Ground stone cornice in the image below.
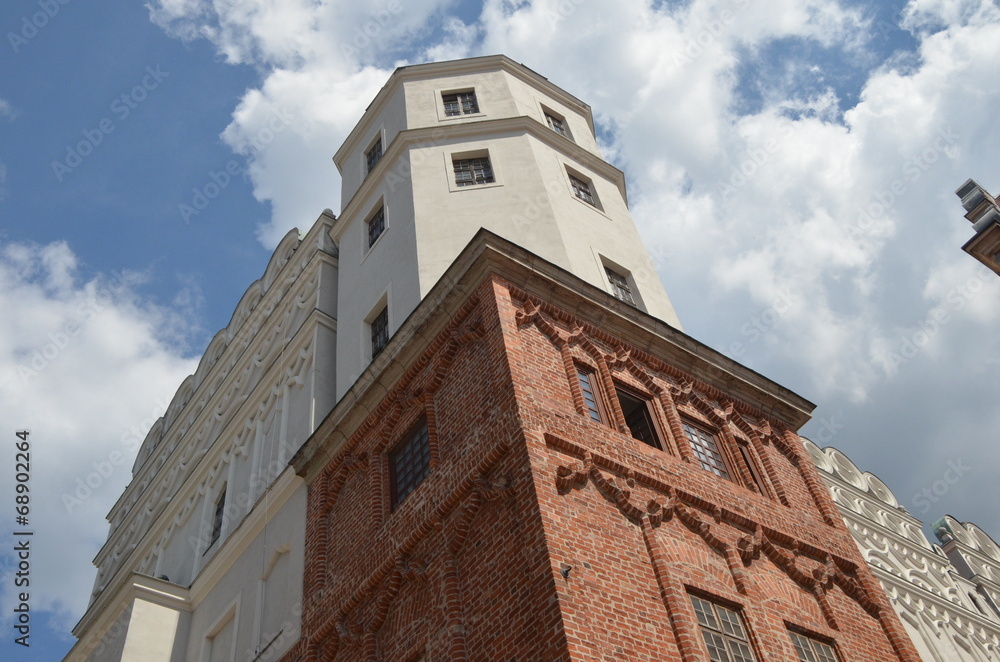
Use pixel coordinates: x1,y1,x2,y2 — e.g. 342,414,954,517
333,54,594,170
330,115,627,242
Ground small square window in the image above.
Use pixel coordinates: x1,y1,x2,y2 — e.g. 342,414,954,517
442,90,479,116
453,156,494,187
210,487,226,547
371,306,389,359
545,112,567,136
390,420,431,508
683,421,732,481
616,387,662,450
605,267,636,305
368,206,385,248
577,366,604,423
789,631,839,662
690,595,758,662
366,137,383,174
569,174,596,206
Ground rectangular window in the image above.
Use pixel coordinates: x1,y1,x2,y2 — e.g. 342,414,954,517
577,366,603,422
616,387,661,449
453,156,494,187
210,488,226,547
690,595,758,662
368,206,385,248
545,112,567,136
569,174,596,205
390,420,431,508
683,421,732,480
442,90,479,116
371,306,389,358
605,267,636,305
366,137,383,173
738,444,767,494
790,632,838,662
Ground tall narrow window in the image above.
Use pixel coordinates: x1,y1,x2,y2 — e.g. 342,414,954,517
683,421,731,480
371,306,389,358
442,90,479,116
390,420,431,508
690,595,758,662
545,112,567,136
453,156,494,187
570,174,596,205
616,387,661,449
789,631,839,662
605,267,636,305
366,137,383,173
210,487,226,547
368,206,385,248
577,366,603,422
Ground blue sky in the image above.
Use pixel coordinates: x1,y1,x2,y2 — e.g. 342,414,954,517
2,1,999,660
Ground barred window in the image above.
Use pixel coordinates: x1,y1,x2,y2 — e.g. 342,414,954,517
453,157,494,187
683,421,732,480
790,632,838,662
371,306,389,358
605,267,635,305
570,174,596,205
690,595,758,662
442,90,479,116
368,206,385,248
390,420,431,508
366,137,383,173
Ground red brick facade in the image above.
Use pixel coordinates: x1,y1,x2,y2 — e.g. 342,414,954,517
289,263,922,662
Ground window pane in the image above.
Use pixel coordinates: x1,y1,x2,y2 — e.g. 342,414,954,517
453,157,494,186
616,388,660,449
605,267,635,304
546,113,566,136
690,595,758,662
371,307,389,358
578,369,602,422
683,422,731,480
366,137,382,173
391,421,431,507
368,206,385,248
570,174,596,205
443,91,478,116
691,596,719,629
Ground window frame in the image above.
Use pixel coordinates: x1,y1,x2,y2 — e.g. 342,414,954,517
370,305,389,360
440,89,481,118
542,106,570,139
389,418,431,509
689,593,759,662
365,135,383,175
366,204,386,249
788,630,839,662
604,266,636,305
452,155,495,188
614,383,664,451
576,363,606,424
209,486,226,549
682,418,734,482
569,173,597,206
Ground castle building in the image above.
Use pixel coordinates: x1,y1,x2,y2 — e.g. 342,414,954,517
955,179,1000,277
808,441,1000,661
65,55,923,662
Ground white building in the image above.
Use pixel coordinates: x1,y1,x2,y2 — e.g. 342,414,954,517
807,441,1000,661
64,55,682,662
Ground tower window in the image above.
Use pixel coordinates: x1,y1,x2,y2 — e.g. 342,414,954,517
690,594,758,662
577,366,604,422
605,267,636,305
366,137,383,174
371,305,389,358
545,112,567,136
390,420,431,508
683,420,732,480
367,205,385,248
789,631,839,662
569,174,596,205
209,487,226,548
616,387,661,449
453,157,495,187
442,90,479,116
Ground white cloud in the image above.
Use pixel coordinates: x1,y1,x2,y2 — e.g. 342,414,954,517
0,241,198,632
0,98,14,121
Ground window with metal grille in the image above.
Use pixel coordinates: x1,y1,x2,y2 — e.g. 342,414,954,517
616,387,661,449
371,306,389,358
577,366,603,422
690,595,758,662
683,421,731,480
366,137,383,173
368,206,385,248
545,112,567,136
442,90,479,116
453,157,494,187
569,174,596,205
605,267,635,304
390,420,431,508
789,632,838,662
210,487,226,547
